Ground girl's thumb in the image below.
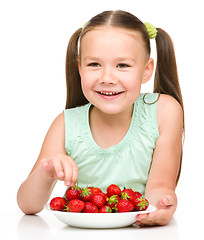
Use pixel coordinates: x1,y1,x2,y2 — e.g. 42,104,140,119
160,196,173,207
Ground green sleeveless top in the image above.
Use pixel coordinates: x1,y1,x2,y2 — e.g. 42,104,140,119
64,93,159,195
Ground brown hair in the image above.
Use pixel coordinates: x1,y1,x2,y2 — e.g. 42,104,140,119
65,10,184,183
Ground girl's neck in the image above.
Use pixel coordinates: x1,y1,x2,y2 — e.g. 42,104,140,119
90,105,134,127
89,105,134,149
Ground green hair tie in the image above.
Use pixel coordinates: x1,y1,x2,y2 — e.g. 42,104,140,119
144,22,157,39
82,22,88,29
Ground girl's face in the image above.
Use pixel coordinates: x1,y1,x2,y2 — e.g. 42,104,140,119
79,26,154,115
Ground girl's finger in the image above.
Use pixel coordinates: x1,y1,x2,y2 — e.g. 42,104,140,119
136,213,148,221
61,157,74,186
40,158,55,176
136,213,155,226
41,158,50,169
160,195,174,208
70,160,78,184
51,157,65,180
140,209,170,226
62,156,78,186
150,209,170,225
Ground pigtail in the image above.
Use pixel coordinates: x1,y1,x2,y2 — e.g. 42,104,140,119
65,28,89,109
154,28,183,109
154,28,185,184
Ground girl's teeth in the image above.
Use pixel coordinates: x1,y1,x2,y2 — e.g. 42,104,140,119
100,91,119,96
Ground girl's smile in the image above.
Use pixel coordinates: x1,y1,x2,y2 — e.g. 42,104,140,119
78,26,154,115
96,90,125,100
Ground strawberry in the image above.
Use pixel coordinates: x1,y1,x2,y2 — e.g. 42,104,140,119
91,187,102,195
81,187,92,202
97,192,107,199
121,188,135,201
107,195,120,209
83,202,98,213
65,186,82,201
50,197,67,211
132,196,149,211
107,184,121,197
90,193,106,208
134,191,142,199
99,205,112,213
115,199,134,213
66,199,85,212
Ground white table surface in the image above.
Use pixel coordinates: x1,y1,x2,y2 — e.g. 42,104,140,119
0,173,201,240
0,201,198,240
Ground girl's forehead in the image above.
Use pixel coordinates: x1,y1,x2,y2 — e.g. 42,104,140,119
82,25,142,41
80,26,147,62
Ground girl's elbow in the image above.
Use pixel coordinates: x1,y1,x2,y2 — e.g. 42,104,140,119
18,203,43,215
17,194,43,215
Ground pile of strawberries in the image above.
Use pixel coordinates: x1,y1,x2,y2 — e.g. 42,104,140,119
50,184,149,213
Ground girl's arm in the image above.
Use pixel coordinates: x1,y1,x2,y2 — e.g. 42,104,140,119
17,112,78,215
136,94,183,226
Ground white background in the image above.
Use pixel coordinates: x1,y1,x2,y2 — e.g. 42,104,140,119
0,0,203,238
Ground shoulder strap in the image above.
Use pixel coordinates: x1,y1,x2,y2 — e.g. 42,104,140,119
63,104,91,155
140,93,160,140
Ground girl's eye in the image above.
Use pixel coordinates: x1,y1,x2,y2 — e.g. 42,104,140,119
117,63,130,68
88,62,101,67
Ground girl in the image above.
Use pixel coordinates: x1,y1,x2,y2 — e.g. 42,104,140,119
17,10,184,226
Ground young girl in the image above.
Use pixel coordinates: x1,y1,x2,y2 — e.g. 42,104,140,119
17,10,184,226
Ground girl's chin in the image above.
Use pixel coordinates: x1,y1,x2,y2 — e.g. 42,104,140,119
92,103,129,116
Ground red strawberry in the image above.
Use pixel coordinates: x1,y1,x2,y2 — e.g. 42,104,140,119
65,186,82,201
134,191,142,199
50,197,67,211
107,184,121,197
115,199,134,213
121,188,135,201
81,188,92,202
83,202,98,213
90,193,106,208
107,195,120,209
66,199,85,212
91,187,102,195
99,205,112,213
97,192,107,199
132,196,149,211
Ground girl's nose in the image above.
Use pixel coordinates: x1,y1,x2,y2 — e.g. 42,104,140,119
100,67,116,85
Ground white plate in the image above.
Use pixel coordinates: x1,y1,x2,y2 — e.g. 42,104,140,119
45,204,156,229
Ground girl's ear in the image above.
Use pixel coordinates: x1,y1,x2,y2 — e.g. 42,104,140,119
142,58,154,84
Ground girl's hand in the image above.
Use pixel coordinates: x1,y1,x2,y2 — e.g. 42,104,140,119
40,154,78,187
135,195,176,226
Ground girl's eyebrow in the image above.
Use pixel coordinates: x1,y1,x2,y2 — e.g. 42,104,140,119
114,57,136,62
83,56,101,62
83,56,136,62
